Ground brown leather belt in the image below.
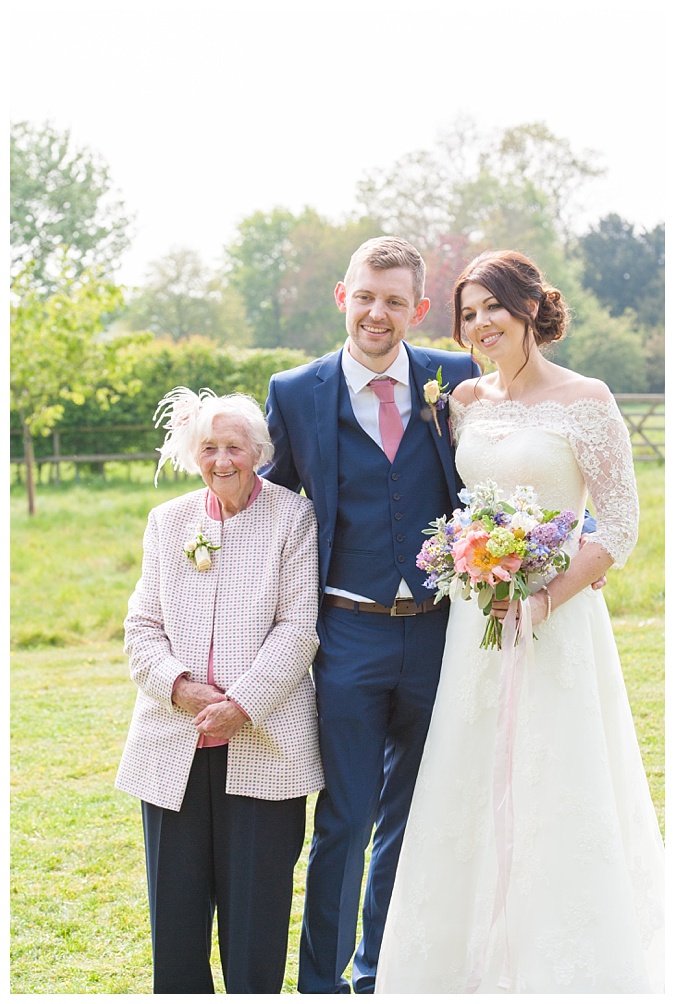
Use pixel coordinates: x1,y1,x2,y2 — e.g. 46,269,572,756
323,593,449,617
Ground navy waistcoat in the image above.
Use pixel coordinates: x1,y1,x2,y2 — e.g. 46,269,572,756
327,374,454,606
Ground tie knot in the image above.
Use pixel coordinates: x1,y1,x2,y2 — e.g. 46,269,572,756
368,377,397,403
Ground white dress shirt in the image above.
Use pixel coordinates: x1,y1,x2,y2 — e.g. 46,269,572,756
341,342,412,445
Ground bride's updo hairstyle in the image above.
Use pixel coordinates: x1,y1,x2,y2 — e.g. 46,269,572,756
451,249,570,352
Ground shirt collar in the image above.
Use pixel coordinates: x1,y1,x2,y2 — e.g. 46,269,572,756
342,340,410,394
205,475,262,520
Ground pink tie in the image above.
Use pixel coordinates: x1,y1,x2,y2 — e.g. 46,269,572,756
369,377,404,463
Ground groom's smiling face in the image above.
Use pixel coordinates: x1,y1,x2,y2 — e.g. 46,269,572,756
335,264,430,373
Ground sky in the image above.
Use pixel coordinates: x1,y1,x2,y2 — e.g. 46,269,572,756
9,0,668,289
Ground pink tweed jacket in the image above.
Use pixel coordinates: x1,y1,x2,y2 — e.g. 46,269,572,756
115,480,324,811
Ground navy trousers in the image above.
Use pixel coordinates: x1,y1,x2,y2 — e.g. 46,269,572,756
142,745,306,994
299,602,449,993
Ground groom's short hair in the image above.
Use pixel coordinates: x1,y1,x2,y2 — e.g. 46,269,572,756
344,236,426,304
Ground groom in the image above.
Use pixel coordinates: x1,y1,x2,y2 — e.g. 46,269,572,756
262,236,479,993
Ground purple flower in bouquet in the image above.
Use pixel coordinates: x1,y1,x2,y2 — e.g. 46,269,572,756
417,484,578,649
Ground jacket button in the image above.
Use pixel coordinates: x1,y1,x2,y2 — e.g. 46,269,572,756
393,493,401,500
397,555,405,563
391,472,400,481
395,512,403,520
396,534,404,542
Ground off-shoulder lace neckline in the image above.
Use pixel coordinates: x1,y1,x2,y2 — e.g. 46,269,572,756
451,396,615,414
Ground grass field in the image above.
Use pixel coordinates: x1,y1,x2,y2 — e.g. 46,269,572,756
9,463,665,994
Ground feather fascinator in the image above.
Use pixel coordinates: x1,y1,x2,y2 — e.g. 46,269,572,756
153,386,218,485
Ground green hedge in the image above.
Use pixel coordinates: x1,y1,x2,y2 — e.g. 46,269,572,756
11,337,310,460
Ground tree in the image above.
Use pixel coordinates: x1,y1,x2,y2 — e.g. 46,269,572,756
449,170,558,262
10,264,144,513
356,147,457,250
10,121,132,294
480,122,605,246
123,246,252,345
577,215,665,323
224,208,300,348
576,216,665,390
356,118,604,254
276,213,382,354
414,233,472,341
643,326,665,393
636,223,666,328
210,283,253,347
223,209,381,354
549,296,648,393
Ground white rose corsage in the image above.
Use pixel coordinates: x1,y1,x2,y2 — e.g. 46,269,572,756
423,366,450,436
184,524,221,571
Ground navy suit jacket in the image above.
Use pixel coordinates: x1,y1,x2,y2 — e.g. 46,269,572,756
263,342,480,596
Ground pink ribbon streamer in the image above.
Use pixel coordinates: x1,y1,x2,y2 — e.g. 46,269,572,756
464,597,533,992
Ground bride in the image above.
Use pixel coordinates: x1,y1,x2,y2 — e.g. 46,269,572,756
375,250,664,994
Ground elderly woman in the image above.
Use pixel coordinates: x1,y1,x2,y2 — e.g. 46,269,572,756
116,387,323,995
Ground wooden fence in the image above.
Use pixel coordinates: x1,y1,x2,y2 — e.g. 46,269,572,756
613,394,665,462
10,395,665,483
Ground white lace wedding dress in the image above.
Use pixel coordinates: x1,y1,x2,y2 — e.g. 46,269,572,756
375,397,664,994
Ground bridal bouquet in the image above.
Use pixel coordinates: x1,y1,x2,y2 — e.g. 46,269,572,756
417,481,577,649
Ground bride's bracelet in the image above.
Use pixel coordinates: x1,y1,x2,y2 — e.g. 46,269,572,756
540,584,552,621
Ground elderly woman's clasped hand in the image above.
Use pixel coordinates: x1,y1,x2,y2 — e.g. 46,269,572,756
193,694,249,741
170,677,226,717
171,677,247,740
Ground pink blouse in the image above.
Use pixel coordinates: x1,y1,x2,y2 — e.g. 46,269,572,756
178,477,262,747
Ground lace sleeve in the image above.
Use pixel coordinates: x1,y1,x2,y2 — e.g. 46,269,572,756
566,397,639,568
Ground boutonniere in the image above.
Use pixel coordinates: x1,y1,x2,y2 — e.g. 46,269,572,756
423,367,450,437
184,522,221,571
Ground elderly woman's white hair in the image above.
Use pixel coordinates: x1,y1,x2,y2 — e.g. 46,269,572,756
153,387,274,485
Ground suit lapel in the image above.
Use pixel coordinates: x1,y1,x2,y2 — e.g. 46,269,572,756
314,349,342,534
406,344,456,490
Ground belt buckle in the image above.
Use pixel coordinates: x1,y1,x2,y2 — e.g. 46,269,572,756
390,598,416,617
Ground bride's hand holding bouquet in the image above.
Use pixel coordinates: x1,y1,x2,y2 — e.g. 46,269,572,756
417,480,577,649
